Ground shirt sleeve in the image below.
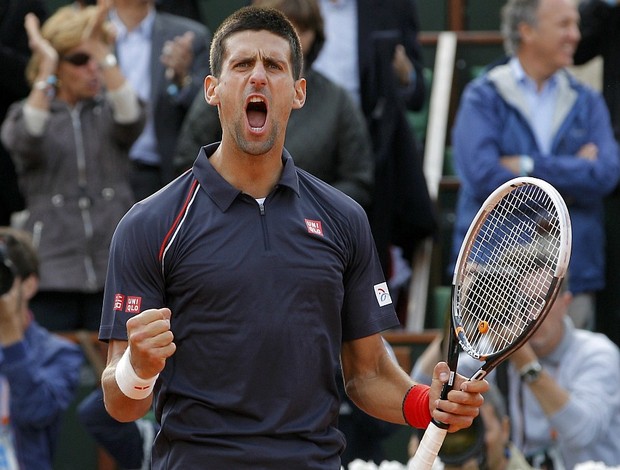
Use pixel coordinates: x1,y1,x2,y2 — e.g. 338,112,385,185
548,334,620,448
99,206,167,341
340,205,400,340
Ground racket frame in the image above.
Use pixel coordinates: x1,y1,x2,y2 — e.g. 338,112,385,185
451,177,571,381
408,177,571,470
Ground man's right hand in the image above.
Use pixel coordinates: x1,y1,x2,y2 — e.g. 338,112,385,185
126,308,176,380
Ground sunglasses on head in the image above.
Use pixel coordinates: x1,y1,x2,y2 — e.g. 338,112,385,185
62,52,92,66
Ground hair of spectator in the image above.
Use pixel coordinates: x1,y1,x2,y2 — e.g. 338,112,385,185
252,0,325,68
0,227,40,279
501,0,540,56
25,5,114,85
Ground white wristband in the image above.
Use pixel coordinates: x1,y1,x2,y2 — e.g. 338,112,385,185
115,347,159,400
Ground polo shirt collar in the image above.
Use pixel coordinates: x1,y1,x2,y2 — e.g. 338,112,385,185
192,143,300,211
509,57,558,92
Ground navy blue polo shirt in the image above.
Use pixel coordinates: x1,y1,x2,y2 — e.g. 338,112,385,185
100,143,400,469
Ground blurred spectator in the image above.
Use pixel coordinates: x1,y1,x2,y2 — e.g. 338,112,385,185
313,0,425,112
312,0,436,298
0,2,146,331
574,0,620,347
110,0,211,201
175,0,375,209
574,0,620,140
0,227,83,470
450,0,620,330
504,283,620,469
0,1,48,227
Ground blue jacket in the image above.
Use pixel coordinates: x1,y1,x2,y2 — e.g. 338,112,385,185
451,63,620,294
0,320,83,470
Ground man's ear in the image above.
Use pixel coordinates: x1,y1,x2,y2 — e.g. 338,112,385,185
21,275,39,302
558,290,573,310
292,77,306,110
204,75,220,106
519,21,535,45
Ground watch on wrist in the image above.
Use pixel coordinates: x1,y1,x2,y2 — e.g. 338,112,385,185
519,155,534,176
101,53,118,69
33,75,58,98
520,360,543,384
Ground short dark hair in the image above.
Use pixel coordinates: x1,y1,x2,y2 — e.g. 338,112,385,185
0,227,39,279
253,0,325,68
209,6,303,79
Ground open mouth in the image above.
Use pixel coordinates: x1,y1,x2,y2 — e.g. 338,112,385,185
246,96,267,130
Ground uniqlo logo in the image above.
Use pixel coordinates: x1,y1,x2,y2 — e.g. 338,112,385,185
113,294,125,311
125,296,142,313
304,219,323,236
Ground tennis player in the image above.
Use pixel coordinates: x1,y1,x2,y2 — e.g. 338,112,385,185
98,6,488,469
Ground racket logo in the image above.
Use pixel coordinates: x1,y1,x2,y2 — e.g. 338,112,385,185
373,282,393,307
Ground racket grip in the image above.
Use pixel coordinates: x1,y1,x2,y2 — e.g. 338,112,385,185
408,422,447,470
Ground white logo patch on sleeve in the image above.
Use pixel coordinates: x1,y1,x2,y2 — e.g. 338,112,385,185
374,282,392,307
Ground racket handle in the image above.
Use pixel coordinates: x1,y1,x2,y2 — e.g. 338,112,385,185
408,422,447,470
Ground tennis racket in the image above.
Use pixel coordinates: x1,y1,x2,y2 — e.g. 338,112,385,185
409,176,571,470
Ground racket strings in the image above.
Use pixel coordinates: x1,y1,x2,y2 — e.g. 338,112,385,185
455,185,562,358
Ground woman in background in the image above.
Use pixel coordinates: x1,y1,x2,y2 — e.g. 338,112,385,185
1,0,145,331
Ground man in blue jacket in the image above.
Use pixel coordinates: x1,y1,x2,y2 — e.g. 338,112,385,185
0,227,83,470
451,0,620,331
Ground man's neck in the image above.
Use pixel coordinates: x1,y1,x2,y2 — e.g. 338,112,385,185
517,53,557,91
114,1,153,31
209,142,284,199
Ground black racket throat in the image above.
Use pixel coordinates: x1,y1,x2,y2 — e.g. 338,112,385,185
432,312,461,429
